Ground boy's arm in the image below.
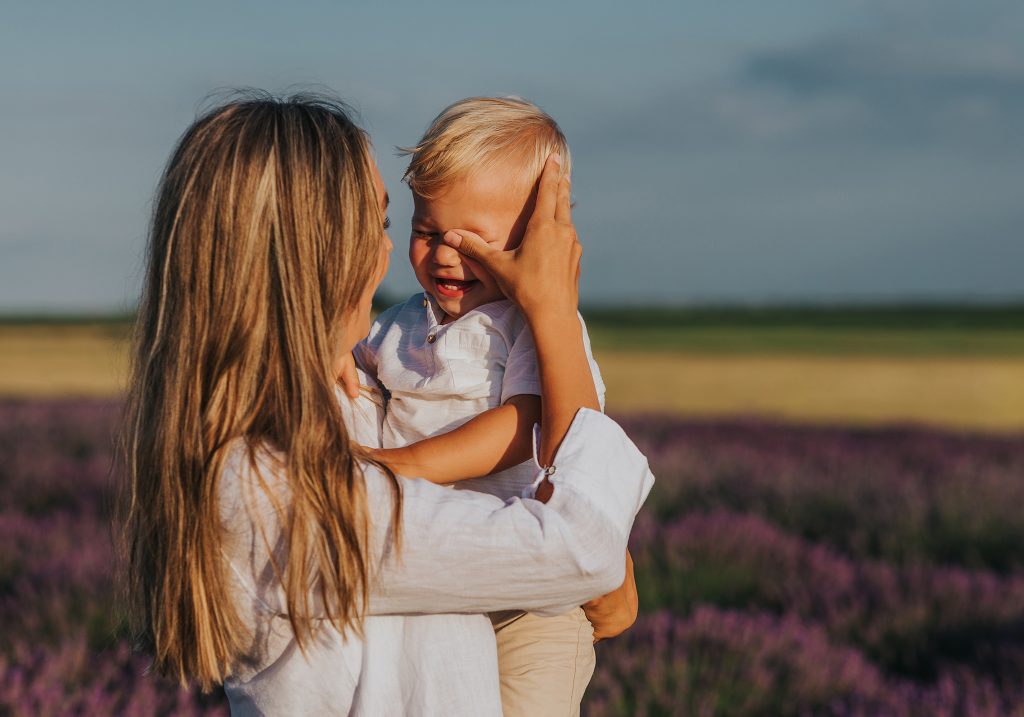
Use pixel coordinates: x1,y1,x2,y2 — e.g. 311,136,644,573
368,394,540,483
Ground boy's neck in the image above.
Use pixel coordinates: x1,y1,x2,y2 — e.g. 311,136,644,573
428,293,509,325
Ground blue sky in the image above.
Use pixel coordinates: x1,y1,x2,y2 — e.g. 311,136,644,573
1,0,1021,310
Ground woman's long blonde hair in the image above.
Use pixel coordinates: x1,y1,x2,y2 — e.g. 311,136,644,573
121,93,399,690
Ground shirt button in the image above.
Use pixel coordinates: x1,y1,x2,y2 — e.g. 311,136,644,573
427,333,436,344
422,298,428,307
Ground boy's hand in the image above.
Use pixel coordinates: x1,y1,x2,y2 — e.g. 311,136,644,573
583,550,638,643
336,352,360,399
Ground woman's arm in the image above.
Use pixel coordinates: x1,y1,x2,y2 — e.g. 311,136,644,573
363,409,652,616
367,156,647,616
224,156,653,619
220,408,653,619
442,155,598,470
368,156,598,487
402,156,640,619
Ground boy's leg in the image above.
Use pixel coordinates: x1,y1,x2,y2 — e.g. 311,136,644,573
492,607,596,717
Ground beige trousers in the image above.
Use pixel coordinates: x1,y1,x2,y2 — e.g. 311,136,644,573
490,607,596,717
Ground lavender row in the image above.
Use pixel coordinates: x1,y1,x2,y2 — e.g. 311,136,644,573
629,509,1024,683
0,399,121,516
586,607,1024,717
0,508,121,652
5,399,1024,714
0,636,226,717
0,400,124,654
7,402,1023,572
616,414,1024,572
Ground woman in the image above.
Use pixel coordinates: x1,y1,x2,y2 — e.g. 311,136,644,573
122,93,652,715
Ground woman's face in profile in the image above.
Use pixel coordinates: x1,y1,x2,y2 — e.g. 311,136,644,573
339,160,393,356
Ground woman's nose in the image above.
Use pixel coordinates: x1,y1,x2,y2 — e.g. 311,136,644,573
432,240,461,267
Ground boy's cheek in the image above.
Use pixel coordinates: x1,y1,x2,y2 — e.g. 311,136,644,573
408,246,432,282
408,239,425,267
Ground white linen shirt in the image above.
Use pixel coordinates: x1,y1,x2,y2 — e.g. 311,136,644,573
219,388,653,716
355,293,606,501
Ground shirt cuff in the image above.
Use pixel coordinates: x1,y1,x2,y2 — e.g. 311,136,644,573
520,423,548,500
520,409,655,540
501,379,543,406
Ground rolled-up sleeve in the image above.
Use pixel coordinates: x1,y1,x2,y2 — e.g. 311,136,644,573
367,408,654,616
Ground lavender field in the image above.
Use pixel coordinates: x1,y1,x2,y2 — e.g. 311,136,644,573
3,401,1024,716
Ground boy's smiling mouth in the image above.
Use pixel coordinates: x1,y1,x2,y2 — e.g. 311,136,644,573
434,276,478,298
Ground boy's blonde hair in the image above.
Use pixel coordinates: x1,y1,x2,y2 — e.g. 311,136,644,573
401,96,571,198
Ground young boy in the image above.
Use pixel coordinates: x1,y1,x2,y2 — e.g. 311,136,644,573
355,97,628,716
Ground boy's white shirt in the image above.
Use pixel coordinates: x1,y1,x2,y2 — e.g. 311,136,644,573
354,292,606,501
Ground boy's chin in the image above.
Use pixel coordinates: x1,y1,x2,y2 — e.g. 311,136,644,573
435,295,477,320
431,291,503,321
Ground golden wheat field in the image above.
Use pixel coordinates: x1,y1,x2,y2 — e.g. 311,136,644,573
3,322,1023,431
598,352,1024,431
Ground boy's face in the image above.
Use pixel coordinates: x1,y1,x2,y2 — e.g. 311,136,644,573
409,162,536,321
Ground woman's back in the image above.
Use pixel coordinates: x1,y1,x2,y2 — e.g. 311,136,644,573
217,390,501,716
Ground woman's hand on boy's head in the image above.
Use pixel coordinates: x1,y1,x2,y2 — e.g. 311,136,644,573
441,154,580,321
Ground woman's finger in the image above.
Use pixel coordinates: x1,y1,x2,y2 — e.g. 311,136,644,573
442,230,496,268
530,154,563,222
554,174,572,225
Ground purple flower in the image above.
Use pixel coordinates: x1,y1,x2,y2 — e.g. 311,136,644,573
6,399,1024,715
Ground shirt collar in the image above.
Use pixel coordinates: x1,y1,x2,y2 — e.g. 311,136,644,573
421,292,444,328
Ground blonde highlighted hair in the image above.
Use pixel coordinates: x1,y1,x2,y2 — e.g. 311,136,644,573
121,92,400,690
401,96,571,198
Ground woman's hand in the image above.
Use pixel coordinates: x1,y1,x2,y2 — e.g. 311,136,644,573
441,154,580,322
582,550,638,642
